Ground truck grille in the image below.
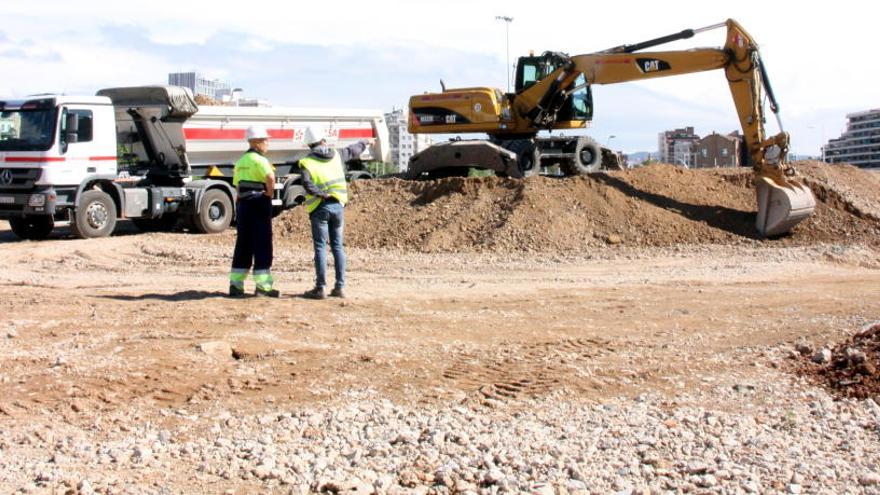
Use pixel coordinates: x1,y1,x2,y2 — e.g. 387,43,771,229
0,168,42,193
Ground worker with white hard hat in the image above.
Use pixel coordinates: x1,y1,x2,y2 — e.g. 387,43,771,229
298,125,374,299
228,125,279,298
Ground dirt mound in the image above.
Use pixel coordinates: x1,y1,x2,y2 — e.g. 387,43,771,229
797,323,880,400
275,161,880,253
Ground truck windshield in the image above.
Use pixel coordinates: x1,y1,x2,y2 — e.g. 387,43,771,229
0,109,58,151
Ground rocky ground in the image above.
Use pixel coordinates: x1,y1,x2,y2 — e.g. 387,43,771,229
1,162,879,494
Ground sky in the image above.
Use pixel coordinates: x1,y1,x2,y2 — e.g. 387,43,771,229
1,0,875,156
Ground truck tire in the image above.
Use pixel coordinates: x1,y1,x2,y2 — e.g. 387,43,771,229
9,216,54,240
563,136,602,175
192,189,232,234
347,171,373,181
71,190,117,239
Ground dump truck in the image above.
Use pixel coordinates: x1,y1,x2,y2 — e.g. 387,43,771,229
406,19,815,236
0,85,389,239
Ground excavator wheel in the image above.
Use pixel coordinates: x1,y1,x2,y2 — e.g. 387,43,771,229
562,137,602,175
510,140,541,178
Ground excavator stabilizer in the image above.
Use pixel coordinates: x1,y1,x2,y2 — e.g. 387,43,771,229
755,177,816,237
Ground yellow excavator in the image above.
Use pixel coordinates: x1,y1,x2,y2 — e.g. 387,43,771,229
406,19,816,236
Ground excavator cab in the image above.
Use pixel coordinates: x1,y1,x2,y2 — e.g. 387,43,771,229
514,53,593,125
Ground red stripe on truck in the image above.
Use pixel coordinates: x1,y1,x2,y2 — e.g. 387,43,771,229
89,156,117,161
183,128,374,140
268,129,294,139
338,128,375,139
184,128,247,140
184,128,293,140
4,156,66,162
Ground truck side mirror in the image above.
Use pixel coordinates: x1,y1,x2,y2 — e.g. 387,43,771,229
65,113,80,144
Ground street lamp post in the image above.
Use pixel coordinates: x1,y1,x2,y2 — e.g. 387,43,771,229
495,16,513,93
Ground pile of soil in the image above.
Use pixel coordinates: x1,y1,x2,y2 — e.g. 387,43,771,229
798,323,880,400
275,161,880,253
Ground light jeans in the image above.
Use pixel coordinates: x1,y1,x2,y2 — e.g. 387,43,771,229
309,201,345,290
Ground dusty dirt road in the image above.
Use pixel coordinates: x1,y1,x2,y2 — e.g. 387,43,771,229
1,163,879,493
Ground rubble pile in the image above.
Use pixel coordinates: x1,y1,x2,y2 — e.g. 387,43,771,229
798,322,880,399
276,161,880,253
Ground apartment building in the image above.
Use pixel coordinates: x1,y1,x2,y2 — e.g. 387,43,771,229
824,108,880,168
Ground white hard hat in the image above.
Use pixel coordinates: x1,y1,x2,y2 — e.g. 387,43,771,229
304,126,326,146
246,126,269,141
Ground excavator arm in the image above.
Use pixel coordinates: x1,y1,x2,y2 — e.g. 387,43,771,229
514,19,815,236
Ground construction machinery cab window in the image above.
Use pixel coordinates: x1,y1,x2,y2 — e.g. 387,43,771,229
515,55,560,92
561,74,592,122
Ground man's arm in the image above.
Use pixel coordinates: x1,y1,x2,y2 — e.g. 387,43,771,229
299,166,331,199
264,172,276,198
339,139,374,162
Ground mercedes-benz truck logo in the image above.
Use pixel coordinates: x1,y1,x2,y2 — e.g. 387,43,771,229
0,169,13,186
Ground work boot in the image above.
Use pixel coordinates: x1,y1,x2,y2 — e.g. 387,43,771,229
255,287,280,298
303,287,325,300
330,287,345,298
228,284,246,298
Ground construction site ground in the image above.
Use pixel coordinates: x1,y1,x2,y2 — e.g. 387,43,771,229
1,162,880,493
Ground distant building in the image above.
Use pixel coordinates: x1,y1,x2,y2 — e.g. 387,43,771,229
694,131,740,168
824,108,880,168
658,127,699,167
168,72,231,101
385,107,432,172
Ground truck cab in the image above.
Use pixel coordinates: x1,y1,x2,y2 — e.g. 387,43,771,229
0,95,119,238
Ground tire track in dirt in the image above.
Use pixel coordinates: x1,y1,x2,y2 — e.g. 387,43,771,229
441,338,616,403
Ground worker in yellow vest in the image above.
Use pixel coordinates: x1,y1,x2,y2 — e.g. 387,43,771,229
229,126,279,298
299,126,373,299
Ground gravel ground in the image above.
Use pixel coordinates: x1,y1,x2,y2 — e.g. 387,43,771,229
2,364,880,494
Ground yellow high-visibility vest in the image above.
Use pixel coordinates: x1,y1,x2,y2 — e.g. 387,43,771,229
233,151,273,186
300,152,348,213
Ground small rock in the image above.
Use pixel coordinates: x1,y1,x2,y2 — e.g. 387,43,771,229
78,479,95,495
133,445,152,463
197,341,233,358
860,472,880,486
696,474,717,487
484,469,504,485
794,342,812,355
845,347,867,364
812,348,832,364
687,461,709,475
530,483,555,495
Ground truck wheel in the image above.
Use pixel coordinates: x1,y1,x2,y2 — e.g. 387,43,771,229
9,216,54,240
192,189,232,234
564,137,602,175
347,171,373,181
71,190,117,239
132,215,179,232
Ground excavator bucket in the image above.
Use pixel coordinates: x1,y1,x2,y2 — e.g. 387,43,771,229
755,177,816,237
